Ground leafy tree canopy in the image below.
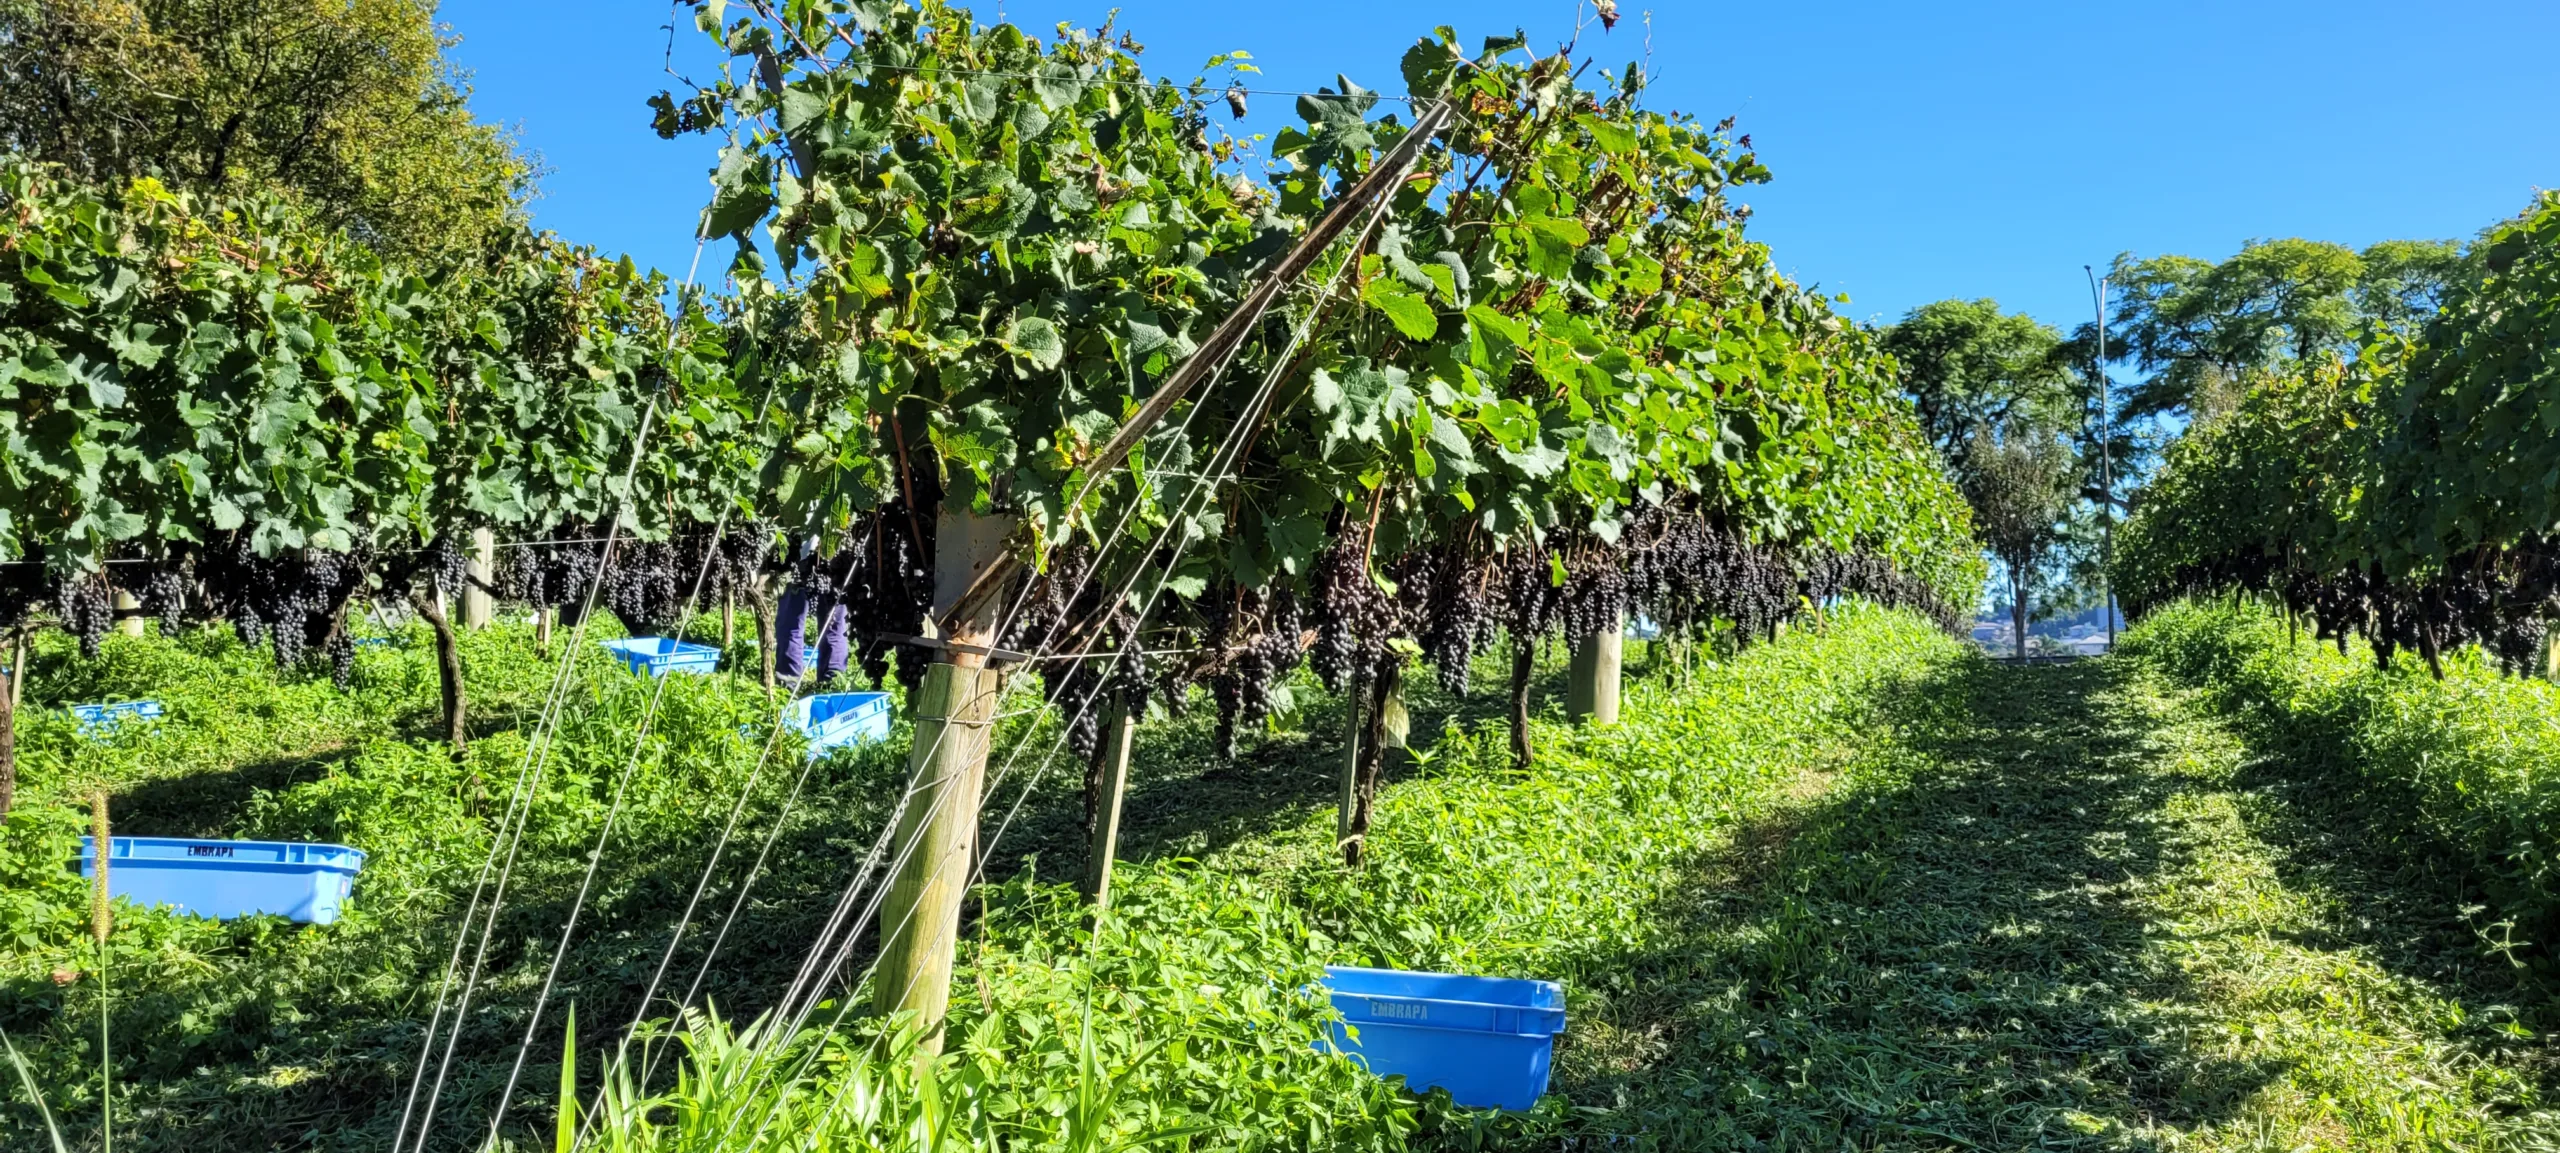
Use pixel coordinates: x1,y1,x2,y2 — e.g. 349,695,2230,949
1879,298,2077,466
2104,235,2469,422
0,0,533,267
1960,420,2075,654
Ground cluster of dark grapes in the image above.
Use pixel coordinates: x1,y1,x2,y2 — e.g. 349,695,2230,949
802,500,937,692
55,572,116,658
499,522,607,620
196,540,370,681
1407,544,1496,695
0,566,47,635
1205,585,1302,760
1499,544,1562,639
1004,543,1107,757
684,521,776,610
600,538,685,634
426,534,471,600
140,555,193,635
1557,548,1629,644
1307,530,1396,692
2146,540,2560,678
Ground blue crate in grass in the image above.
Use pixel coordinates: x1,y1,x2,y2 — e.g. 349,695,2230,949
782,692,893,753
70,699,164,739
77,836,366,925
601,637,721,677
1318,965,1565,1111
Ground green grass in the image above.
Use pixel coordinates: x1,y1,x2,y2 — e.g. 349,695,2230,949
2121,600,2560,962
6,603,2557,1150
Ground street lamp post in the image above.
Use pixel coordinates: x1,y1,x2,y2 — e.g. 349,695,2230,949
2084,266,2114,648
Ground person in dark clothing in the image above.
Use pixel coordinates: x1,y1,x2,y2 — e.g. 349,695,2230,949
774,536,851,685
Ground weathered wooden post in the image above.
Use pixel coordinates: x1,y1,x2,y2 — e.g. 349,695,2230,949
872,506,1014,1055
113,590,144,637
1566,611,1621,725
1082,695,1137,905
462,528,496,629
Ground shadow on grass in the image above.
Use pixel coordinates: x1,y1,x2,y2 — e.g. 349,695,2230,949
1515,657,2287,1150
109,746,358,840
2213,693,2560,1033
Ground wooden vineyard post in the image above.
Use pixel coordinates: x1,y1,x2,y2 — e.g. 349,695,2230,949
873,506,1015,1056
1509,632,1536,769
1338,663,1409,867
1336,674,1367,863
0,642,15,819
113,590,144,637
1082,695,1137,906
462,528,496,629
1567,611,1622,725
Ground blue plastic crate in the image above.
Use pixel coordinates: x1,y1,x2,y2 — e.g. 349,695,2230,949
600,636,722,677
69,699,164,739
783,692,893,753
1318,965,1565,1111
76,836,366,925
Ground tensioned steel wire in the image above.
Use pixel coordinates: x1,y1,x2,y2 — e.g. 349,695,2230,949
488,28,1445,1138
391,239,709,1153
684,280,1324,1151
475,436,787,1146
554,158,1271,1153
566,516,971,1151
792,199,1402,1140
757,130,1435,1146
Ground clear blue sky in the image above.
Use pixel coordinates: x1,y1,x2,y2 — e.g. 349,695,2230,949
441,0,2559,338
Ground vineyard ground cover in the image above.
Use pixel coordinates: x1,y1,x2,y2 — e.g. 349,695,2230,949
0,601,1945,1148
12,602,2542,1149
2122,600,2560,990
1515,641,2557,1149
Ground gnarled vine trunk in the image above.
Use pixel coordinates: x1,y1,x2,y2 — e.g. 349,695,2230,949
411,590,467,754
1340,662,1407,867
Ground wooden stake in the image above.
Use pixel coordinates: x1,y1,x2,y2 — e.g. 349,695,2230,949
1082,696,1137,905
1336,673,1366,863
113,591,143,637
1567,612,1622,725
0,645,15,820
873,506,1015,1056
462,528,496,629
1508,633,1535,770
1339,663,1407,867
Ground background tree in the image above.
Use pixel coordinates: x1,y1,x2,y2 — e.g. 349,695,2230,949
1879,298,2078,465
0,0,532,266
1960,421,2075,658
2106,236,2472,421
1884,299,2105,628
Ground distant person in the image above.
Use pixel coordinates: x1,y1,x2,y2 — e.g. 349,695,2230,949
774,535,850,687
